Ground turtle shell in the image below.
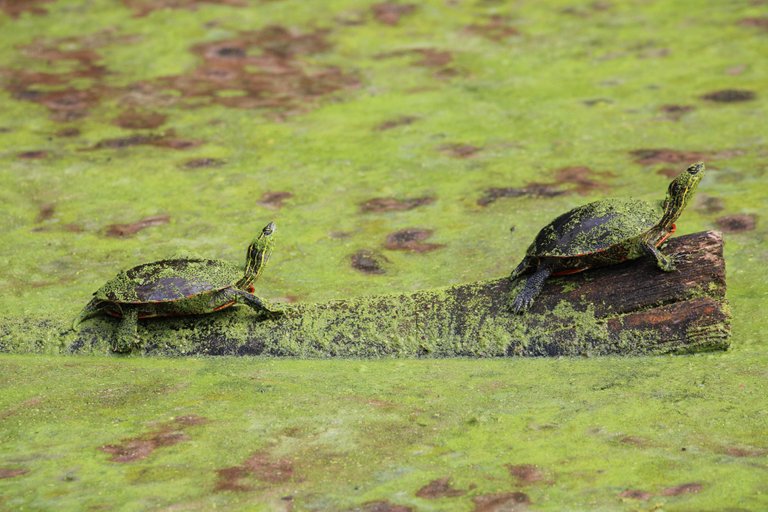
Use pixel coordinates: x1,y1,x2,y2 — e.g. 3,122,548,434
527,198,661,258
94,259,241,304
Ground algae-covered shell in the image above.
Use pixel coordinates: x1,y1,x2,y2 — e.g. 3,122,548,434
527,198,660,257
95,259,242,304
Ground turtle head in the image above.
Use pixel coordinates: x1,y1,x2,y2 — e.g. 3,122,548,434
660,163,704,229
240,222,277,288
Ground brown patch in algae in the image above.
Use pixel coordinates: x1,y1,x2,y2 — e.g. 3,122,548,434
630,148,709,165
350,249,389,274
416,477,466,498
478,166,613,206
0,397,43,421
182,157,226,169
0,468,29,479
258,191,293,210
85,130,201,151
739,17,768,30
619,435,652,447
473,492,530,511
5,26,356,122
478,184,564,206
465,15,520,41
36,203,56,222
553,166,614,194
122,0,247,18
661,482,703,496
720,445,768,457
156,26,358,114
371,3,416,25
100,415,207,463
384,228,444,252
105,215,171,237
214,449,294,492
697,195,724,213
715,214,757,232
2,32,135,122
17,150,49,159
349,501,413,512
656,167,681,178
0,0,54,18
701,89,756,102
659,104,695,121
375,115,419,131
360,196,434,212
506,464,546,485
619,489,652,500
440,143,481,158
114,109,168,130
377,48,456,77
56,127,81,137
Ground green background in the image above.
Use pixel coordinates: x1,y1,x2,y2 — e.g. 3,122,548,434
1,0,766,510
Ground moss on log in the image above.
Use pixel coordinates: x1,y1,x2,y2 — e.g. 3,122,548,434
0,231,729,357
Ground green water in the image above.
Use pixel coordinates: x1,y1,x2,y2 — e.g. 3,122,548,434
1,0,766,510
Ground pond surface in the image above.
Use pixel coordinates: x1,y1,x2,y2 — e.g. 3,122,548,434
1,1,766,510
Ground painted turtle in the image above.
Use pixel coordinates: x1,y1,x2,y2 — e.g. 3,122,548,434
510,163,705,313
74,221,283,351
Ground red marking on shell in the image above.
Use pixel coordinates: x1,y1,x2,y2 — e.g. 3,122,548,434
213,300,236,312
552,267,588,277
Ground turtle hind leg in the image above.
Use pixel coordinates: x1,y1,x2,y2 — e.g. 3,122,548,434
113,308,140,353
511,265,553,314
229,289,284,320
72,298,107,330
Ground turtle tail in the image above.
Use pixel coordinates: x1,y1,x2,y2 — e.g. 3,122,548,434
72,298,105,330
510,257,532,280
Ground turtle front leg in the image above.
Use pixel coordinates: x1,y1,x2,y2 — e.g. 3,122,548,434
113,307,140,353
642,240,677,272
228,289,284,320
511,264,553,314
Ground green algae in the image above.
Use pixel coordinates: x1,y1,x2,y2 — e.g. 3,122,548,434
1,354,767,511
1,0,767,509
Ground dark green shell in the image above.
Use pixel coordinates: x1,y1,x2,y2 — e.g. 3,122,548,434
527,198,661,258
94,259,241,304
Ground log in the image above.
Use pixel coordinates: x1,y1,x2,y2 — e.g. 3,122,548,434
0,231,729,357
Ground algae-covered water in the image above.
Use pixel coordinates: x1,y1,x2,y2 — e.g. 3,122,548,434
1,1,766,510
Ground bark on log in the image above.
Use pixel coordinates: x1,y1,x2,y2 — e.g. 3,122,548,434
1,231,729,357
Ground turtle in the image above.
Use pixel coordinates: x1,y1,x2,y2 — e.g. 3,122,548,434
74,221,283,351
509,162,705,313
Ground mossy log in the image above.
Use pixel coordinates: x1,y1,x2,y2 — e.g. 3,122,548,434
2,231,729,357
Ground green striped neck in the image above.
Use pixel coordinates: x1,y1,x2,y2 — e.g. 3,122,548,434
656,163,704,232
237,222,276,289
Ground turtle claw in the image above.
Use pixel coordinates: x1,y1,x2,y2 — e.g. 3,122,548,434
261,308,284,321
659,252,689,272
510,291,534,315
255,300,285,321
673,252,691,267
511,296,531,315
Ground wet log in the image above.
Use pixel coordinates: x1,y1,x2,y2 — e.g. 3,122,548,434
2,231,729,357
